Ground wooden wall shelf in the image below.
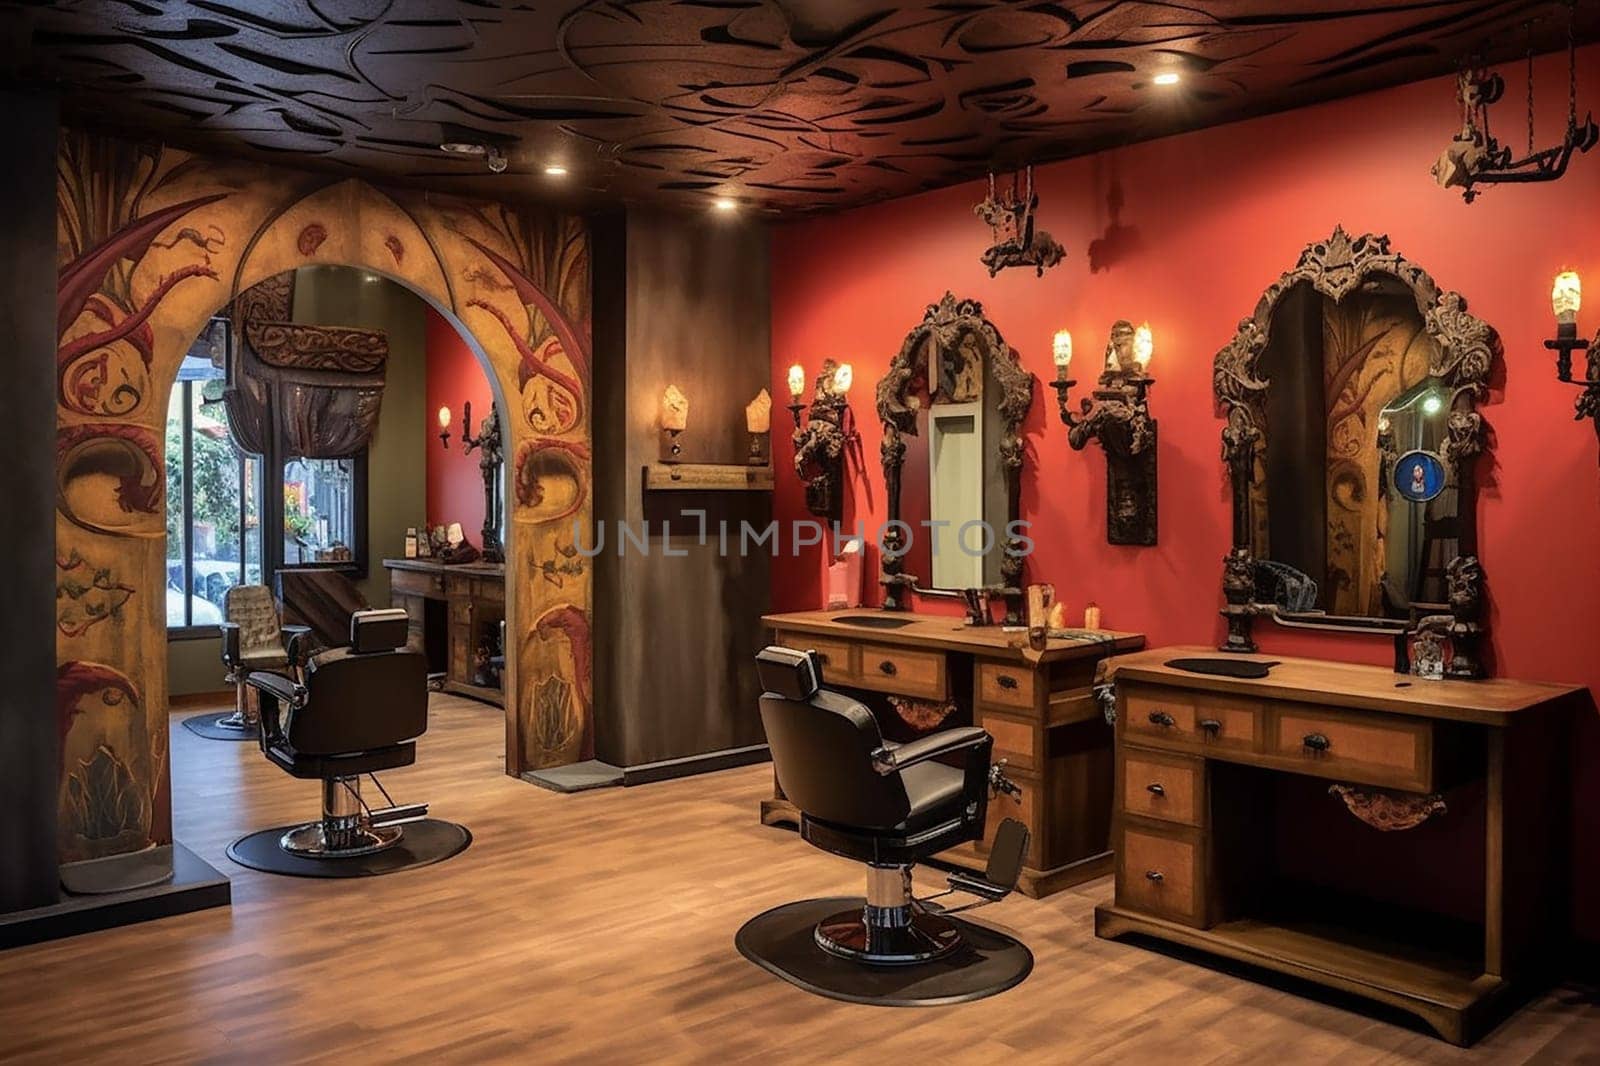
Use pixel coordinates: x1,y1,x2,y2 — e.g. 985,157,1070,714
642,463,773,491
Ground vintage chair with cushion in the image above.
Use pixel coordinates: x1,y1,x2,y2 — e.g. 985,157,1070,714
747,645,1030,971
241,608,431,859
216,584,312,732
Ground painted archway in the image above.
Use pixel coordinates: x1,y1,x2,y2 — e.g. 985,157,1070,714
55,131,592,864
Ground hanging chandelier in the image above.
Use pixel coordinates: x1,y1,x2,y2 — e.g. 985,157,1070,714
1432,0,1596,203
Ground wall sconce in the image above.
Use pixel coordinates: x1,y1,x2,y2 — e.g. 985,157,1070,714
788,359,856,522
746,388,772,466
435,400,504,563
1544,270,1600,447
659,385,688,464
1052,320,1158,545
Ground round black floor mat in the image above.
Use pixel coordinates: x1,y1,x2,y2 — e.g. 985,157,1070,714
735,897,1033,1006
226,819,471,878
181,712,257,742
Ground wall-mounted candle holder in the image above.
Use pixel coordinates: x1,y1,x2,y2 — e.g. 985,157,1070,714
1545,270,1600,455
746,387,772,466
659,384,688,464
1051,321,1158,545
786,359,856,522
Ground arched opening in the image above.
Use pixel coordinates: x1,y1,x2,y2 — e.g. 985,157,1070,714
55,154,591,868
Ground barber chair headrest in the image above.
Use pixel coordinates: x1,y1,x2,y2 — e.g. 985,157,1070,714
756,645,823,701
351,608,410,654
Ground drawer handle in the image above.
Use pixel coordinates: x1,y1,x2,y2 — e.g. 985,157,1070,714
997,674,1019,690
1148,710,1175,728
1146,782,1165,797
1144,870,1164,883
1302,732,1331,753
878,660,897,676
1198,718,1221,736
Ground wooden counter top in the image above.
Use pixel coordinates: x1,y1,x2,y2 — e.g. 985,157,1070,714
1104,645,1586,727
763,609,1145,664
382,557,505,577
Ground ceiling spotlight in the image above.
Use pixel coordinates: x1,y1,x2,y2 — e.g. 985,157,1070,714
543,164,568,177
440,141,487,157
485,146,508,173
1152,72,1181,86
713,197,737,211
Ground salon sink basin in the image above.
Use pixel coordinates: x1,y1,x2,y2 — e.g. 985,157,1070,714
830,614,917,629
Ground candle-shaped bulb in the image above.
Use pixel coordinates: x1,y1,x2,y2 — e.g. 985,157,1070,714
660,385,688,431
787,363,805,400
833,362,853,394
1052,329,1073,373
1133,322,1154,371
436,405,451,429
1553,270,1582,325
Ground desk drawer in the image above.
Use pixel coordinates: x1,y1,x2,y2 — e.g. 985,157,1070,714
1117,823,1203,926
1269,704,1436,791
854,643,947,700
1123,686,1260,754
773,632,857,684
1120,750,1204,827
977,661,1036,710
390,568,443,599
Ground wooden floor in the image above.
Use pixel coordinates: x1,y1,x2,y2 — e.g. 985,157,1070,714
1,696,1594,1064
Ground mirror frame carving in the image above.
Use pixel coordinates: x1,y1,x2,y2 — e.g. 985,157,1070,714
877,292,1034,624
1213,227,1499,677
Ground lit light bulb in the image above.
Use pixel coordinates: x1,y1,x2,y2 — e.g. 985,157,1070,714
660,385,689,432
787,363,806,400
833,362,853,394
1152,72,1181,86
1052,330,1073,367
1133,322,1154,371
1553,270,1582,325
1422,393,1443,416
437,405,451,429
543,164,568,177
714,197,737,211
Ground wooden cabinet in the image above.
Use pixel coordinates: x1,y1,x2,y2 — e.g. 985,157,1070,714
761,610,1145,898
384,559,505,707
1095,646,1582,1046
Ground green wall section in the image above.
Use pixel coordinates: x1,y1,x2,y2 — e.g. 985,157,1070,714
167,267,428,696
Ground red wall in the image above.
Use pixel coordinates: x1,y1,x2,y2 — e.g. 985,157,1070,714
425,306,494,534
770,49,1600,935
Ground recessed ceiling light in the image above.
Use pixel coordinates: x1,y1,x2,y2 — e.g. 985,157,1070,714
543,165,568,177
1152,72,1181,86
439,141,487,156
714,197,737,211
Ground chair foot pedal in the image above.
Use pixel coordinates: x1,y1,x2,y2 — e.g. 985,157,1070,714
368,802,428,827
947,817,1030,901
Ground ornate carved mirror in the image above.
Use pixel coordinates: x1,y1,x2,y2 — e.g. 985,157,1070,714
1214,228,1499,677
876,293,1034,624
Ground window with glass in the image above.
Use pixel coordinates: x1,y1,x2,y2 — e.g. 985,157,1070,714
283,456,362,565
165,318,264,631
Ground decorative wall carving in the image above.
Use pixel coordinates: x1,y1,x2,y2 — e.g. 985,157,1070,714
11,2,1596,212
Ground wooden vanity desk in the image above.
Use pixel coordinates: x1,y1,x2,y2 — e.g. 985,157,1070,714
1095,646,1583,1046
761,610,1145,897
384,558,505,706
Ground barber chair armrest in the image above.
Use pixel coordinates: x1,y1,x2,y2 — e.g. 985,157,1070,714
246,670,305,747
281,625,313,670
218,621,242,672
872,726,990,775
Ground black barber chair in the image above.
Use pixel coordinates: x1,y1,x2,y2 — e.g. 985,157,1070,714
749,645,1030,973
244,608,430,858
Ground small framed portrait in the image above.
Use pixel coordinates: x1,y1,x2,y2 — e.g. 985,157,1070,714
1393,449,1447,503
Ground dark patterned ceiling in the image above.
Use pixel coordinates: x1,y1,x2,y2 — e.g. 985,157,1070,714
6,1,1598,214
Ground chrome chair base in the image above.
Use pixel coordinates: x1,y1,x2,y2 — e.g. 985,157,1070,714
813,863,964,965
214,709,252,730
814,905,962,964
280,821,402,858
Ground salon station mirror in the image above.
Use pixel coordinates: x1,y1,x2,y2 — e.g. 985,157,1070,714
876,293,1034,625
1214,227,1500,677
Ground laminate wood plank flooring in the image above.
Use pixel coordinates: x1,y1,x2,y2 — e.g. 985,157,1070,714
1,696,1594,1064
